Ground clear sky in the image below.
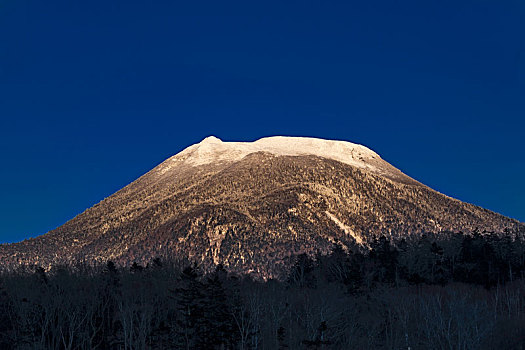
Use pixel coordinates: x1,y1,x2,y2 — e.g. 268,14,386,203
0,0,523,243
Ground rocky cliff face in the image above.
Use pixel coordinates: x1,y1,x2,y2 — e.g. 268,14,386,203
1,136,522,278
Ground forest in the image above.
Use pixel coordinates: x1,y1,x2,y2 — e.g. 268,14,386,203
1,231,525,349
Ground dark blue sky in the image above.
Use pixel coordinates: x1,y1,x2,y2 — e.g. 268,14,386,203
0,0,523,243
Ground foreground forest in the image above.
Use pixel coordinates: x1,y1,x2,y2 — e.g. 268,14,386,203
1,231,525,349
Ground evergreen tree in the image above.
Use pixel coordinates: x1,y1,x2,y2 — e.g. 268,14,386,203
201,266,237,349
370,236,398,283
175,265,207,350
96,260,122,349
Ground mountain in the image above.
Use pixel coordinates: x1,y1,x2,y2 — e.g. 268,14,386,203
1,136,522,278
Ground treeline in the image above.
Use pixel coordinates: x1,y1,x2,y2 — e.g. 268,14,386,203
1,232,525,349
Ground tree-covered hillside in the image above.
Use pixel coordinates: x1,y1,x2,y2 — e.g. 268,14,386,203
1,231,525,349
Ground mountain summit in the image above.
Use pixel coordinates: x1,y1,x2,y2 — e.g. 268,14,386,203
1,136,522,277
159,136,414,184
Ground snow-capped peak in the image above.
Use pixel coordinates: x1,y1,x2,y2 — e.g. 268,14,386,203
199,135,222,144
163,136,385,173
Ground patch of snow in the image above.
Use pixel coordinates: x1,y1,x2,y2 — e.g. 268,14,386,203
325,211,363,244
166,135,382,172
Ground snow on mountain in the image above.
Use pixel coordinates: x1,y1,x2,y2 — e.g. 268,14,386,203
157,135,404,181
1,135,522,276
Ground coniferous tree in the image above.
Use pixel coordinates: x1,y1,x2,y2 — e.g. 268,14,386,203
201,266,237,349
96,260,122,349
370,236,398,283
175,265,207,350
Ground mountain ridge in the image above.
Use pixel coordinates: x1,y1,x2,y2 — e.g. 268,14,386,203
1,136,523,278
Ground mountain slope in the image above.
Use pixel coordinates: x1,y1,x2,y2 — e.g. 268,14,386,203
1,136,522,278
